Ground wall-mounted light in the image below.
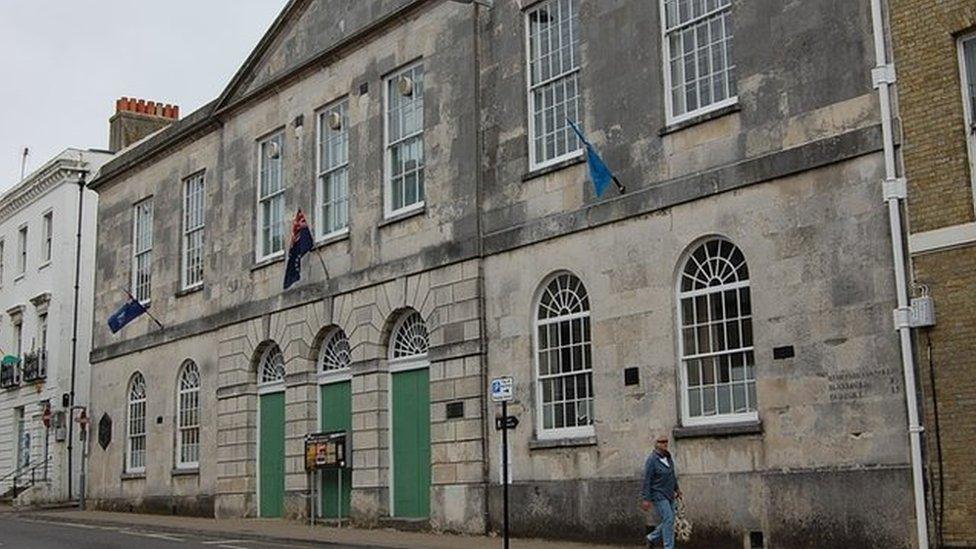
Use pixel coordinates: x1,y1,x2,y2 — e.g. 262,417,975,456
398,76,414,97
327,111,343,131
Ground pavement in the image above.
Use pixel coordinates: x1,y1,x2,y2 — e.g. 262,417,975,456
0,507,634,548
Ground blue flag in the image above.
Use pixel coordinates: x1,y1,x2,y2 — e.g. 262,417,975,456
283,209,315,290
567,119,620,198
108,298,148,334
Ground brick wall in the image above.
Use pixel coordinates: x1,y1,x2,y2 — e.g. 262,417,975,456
890,1,976,545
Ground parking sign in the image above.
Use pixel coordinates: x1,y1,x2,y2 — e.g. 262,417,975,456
490,376,514,402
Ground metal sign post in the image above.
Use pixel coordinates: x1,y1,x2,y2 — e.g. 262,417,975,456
304,431,348,528
490,377,515,549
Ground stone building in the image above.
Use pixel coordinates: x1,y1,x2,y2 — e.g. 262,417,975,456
86,0,920,546
889,1,976,546
0,148,111,505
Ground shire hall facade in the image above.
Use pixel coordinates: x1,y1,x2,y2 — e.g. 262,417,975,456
85,1,919,547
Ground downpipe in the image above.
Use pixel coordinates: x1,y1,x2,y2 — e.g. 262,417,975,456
869,0,929,547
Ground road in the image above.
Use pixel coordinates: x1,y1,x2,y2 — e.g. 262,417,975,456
0,515,361,549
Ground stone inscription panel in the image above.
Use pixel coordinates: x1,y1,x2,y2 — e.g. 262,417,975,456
827,367,901,402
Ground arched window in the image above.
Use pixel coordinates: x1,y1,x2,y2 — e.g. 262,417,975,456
534,273,593,437
259,344,286,386
320,329,351,372
176,361,201,468
126,372,147,473
390,311,429,360
677,238,756,424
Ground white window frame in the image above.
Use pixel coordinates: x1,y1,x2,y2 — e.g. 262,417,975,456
257,344,286,394
131,198,153,305
958,32,976,215
533,272,595,440
384,61,426,219
256,131,286,262
318,327,352,386
316,99,351,241
13,319,22,359
524,0,584,171
17,225,27,276
676,238,757,427
176,361,201,469
0,239,6,286
126,373,147,474
41,211,53,265
660,0,738,125
181,172,206,290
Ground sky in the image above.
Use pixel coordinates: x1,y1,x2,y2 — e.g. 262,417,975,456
0,0,290,190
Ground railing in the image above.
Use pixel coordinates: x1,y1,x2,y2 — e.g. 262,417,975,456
0,360,19,389
21,351,47,383
0,455,51,501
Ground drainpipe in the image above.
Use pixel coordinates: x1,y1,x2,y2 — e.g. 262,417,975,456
869,1,929,547
66,164,88,504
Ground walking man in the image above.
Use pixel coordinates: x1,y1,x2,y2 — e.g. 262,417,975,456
641,435,681,548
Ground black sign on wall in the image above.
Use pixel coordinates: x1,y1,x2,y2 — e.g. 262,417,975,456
98,413,112,450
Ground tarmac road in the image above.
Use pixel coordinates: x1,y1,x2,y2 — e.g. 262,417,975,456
0,514,359,549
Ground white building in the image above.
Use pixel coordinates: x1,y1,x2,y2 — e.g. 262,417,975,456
0,148,110,504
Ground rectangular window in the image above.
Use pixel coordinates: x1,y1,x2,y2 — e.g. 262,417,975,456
127,391,146,472
132,199,153,304
38,313,48,379
662,0,737,124
257,132,286,260
959,34,976,212
13,320,22,358
41,212,52,264
526,0,583,170
17,226,27,275
0,239,6,285
385,63,425,217
182,173,206,289
317,99,350,238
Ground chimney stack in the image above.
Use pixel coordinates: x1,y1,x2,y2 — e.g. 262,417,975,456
109,96,180,152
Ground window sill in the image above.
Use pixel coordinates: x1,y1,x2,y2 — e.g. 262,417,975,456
175,285,203,299
315,229,350,249
14,274,24,283
38,261,51,271
529,435,597,451
672,420,763,440
251,254,285,272
120,471,146,481
172,467,199,477
379,205,426,228
659,103,741,136
522,155,586,183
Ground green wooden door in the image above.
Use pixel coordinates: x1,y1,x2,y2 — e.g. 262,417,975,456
259,391,285,518
320,381,352,518
392,368,431,518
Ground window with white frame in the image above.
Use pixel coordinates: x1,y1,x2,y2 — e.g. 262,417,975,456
126,372,147,472
959,33,976,208
661,0,737,123
259,345,286,386
132,199,153,304
534,273,593,437
13,319,22,358
182,173,206,289
176,361,200,468
0,239,6,285
390,311,429,360
257,132,286,260
385,63,425,217
677,238,755,424
317,100,350,238
526,0,583,169
17,226,27,275
41,212,52,264
320,328,351,372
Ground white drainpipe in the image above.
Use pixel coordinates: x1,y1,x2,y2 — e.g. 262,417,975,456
869,0,929,547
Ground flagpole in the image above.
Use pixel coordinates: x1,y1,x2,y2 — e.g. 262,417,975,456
314,247,330,281
119,288,164,330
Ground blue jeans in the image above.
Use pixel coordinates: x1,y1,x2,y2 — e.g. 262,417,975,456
647,498,676,549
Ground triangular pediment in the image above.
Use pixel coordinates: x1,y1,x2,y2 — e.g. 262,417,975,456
216,0,419,111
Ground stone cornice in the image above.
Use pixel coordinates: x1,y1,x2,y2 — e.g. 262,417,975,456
0,158,85,225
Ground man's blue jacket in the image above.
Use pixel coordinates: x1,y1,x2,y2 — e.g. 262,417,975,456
641,450,679,502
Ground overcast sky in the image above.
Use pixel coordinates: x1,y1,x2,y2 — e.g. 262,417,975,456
0,0,289,190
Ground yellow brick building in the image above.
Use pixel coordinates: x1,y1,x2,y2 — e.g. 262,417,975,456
890,2,976,546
